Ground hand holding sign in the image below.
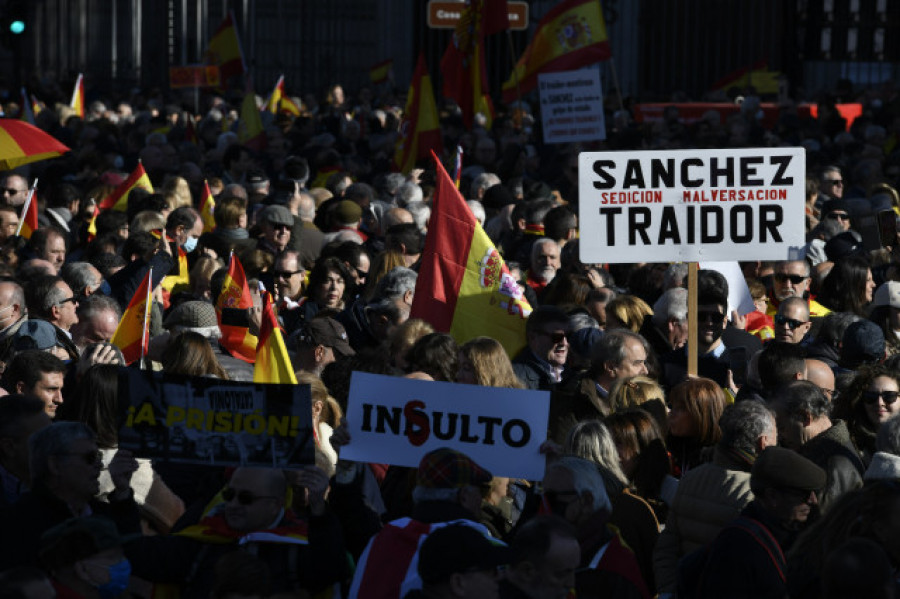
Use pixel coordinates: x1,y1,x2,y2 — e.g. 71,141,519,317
107,449,139,496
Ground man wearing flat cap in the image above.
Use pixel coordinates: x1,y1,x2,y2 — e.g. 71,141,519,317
256,205,294,256
350,447,495,599
404,524,509,599
693,447,826,599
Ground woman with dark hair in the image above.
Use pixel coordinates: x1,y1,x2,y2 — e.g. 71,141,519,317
71,364,185,533
833,364,900,463
666,377,726,476
539,272,593,310
405,333,459,382
817,255,876,317
162,332,230,379
302,256,352,318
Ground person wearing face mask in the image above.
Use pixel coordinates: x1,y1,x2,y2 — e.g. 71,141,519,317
38,516,134,599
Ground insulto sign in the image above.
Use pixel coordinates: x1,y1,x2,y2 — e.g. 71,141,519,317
578,148,806,264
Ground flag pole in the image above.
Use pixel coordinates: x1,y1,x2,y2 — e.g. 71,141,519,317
607,57,625,113
15,178,38,237
505,30,525,129
140,267,153,371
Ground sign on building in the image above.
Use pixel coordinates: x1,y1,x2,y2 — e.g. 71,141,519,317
539,67,606,144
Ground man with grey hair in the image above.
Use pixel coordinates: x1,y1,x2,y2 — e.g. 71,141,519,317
469,172,500,201
0,280,28,367
772,380,864,511
24,274,80,360
0,422,140,568
527,238,560,295
407,201,431,235
60,262,103,299
654,400,777,594
542,456,649,598
338,266,417,352
70,294,121,351
396,181,423,207
646,287,688,356
466,200,486,225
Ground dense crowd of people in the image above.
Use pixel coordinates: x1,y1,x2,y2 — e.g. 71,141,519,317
0,73,899,599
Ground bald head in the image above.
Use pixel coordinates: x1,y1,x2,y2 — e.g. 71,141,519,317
805,359,836,402
383,207,413,231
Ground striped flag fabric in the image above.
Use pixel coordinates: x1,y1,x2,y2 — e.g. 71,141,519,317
392,54,443,174
453,145,464,189
70,73,85,118
98,162,153,212
238,92,266,151
199,180,216,233
205,11,246,83
369,59,393,84
110,268,153,365
501,0,611,103
409,152,532,356
215,253,258,363
161,246,190,295
15,181,38,240
86,205,99,242
253,286,297,384
264,75,301,116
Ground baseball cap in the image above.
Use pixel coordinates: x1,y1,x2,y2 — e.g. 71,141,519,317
872,281,900,310
416,447,492,490
293,317,355,357
418,524,510,584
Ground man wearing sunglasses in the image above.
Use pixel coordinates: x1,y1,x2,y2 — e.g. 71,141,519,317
513,306,570,391
767,259,830,320
0,173,30,208
773,298,813,345
772,381,864,513
820,198,852,233
819,166,844,201
23,274,81,361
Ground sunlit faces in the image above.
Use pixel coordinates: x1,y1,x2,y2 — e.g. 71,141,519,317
863,375,900,428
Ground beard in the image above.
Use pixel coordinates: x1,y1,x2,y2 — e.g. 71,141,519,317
537,267,557,284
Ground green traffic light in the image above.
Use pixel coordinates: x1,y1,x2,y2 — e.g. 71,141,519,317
10,20,25,34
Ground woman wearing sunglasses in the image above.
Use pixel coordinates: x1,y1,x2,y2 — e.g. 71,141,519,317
834,365,900,465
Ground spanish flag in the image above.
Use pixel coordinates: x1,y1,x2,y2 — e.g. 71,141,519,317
410,152,531,356
15,183,38,240
199,180,216,233
161,246,189,294
392,54,443,174
111,268,153,365
238,92,266,151
501,0,611,103
99,162,153,212
711,60,780,95
216,254,258,363
254,287,297,384
369,59,393,84
205,11,246,83
441,0,509,129
86,205,99,242
70,73,85,118
264,75,301,116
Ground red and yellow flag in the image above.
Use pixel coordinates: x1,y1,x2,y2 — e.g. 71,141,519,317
70,73,85,118
369,59,393,84
199,181,216,233
238,92,266,151
441,0,509,129
254,288,297,384
161,246,189,294
99,162,153,212
410,152,531,356
16,184,38,240
216,254,258,363
205,11,246,83
86,205,99,242
501,0,611,103
111,269,153,365
711,60,780,95
264,75,301,116
392,54,443,174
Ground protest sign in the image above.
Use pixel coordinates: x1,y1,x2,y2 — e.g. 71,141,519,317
117,369,314,468
578,147,806,263
539,67,606,144
342,372,550,480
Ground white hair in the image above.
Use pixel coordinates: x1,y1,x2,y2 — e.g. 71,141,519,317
466,200,486,225
396,182,423,207
407,201,431,234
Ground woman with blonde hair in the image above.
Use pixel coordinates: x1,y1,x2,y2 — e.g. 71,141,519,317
609,375,668,433
606,295,654,332
296,372,344,468
162,331,230,379
190,256,225,301
162,175,193,209
362,249,406,301
388,318,434,370
456,336,524,388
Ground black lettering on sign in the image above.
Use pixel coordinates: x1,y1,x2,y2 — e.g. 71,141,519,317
650,159,675,188
687,205,696,244
770,155,794,185
731,205,753,243
701,206,724,243
658,206,680,244
629,207,652,244
760,205,783,242
478,416,503,445
709,157,734,187
623,161,646,189
599,207,621,245
681,158,703,187
432,412,458,440
592,160,616,189
740,156,764,186
403,400,429,446
502,419,531,448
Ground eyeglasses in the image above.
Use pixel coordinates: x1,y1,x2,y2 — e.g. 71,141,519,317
271,224,291,232
356,268,368,281
61,450,103,466
539,331,567,344
862,390,900,405
0,188,25,196
824,179,844,186
698,310,725,323
222,487,277,506
774,273,808,285
774,314,809,329
274,269,303,279
826,212,850,221
56,296,78,306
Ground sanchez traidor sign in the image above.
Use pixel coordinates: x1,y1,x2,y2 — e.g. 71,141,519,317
578,148,806,263
342,372,550,480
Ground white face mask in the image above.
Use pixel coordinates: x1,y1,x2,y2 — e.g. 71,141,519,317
183,236,199,253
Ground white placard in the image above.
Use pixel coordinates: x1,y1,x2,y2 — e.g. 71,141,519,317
578,148,806,263
341,372,550,480
539,67,606,144
699,261,757,316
